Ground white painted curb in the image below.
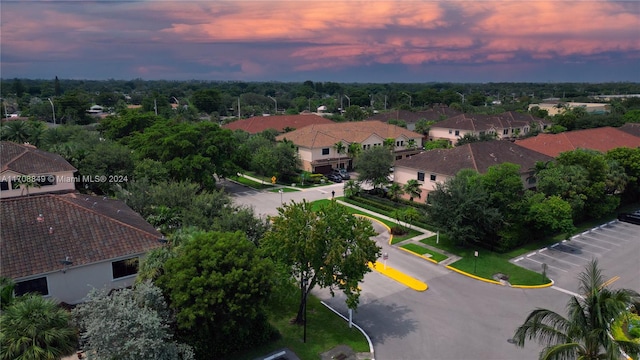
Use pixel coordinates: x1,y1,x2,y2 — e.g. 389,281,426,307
321,301,375,360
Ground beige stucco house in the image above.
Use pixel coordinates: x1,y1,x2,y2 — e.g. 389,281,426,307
393,140,554,203
275,120,424,174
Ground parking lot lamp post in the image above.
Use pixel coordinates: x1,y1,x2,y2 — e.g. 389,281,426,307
268,96,277,114
279,189,283,204
47,98,56,125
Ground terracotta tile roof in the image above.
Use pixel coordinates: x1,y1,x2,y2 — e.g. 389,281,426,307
1,141,76,174
222,114,334,134
0,193,163,280
618,123,640,138
395,140,554,176
515,127,640,157
432,112,550,132
275,120,423,148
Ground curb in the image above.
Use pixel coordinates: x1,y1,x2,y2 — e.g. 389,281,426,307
320,301,375,360
510,280,554,289
353,214,393,245
444,265,504,285
398,246,439,264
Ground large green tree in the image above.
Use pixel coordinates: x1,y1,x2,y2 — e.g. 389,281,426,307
261,200,381,323
191,89,222,114
0,294,77,360
513,259,640,360
73,281,194,360
157,231,276,359
354,145,394,190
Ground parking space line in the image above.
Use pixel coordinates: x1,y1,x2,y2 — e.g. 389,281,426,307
551,286,583,298
537,251,581,267
549,246,592,261
593,229,632,242
570,237,612,251
580,234,622,247
522,256,568,272
557,242,600,257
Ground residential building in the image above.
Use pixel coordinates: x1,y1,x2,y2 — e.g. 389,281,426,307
428,112,551,145
275,120,423,174
0,193,164,305
1,141,77,198
515,126,640,158
222,114,333,134
393,140,554,203
366,105,462,131
617,123,640,138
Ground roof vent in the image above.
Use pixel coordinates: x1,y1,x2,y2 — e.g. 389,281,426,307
49,226,54,234
37,214,44,222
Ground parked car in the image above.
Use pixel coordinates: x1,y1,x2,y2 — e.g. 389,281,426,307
327,173,343,183
330,168,350,180
618,213,640,225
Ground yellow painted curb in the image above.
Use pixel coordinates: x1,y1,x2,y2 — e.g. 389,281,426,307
445,265,504,285
510,280,554,289
398,246,439,264
368,261,428,291
354,214,393,244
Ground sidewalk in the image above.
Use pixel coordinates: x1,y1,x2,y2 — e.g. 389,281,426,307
335,199,461,266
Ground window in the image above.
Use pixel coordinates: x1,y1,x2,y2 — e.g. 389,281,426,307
454,130,460,136
15,277,49,296
112,258,139,279
430,174,436,181
503,129,509,135
448,129,452,134
417,171,425,181
322,148,330,155
37,175,56,187
0,181,8,191
479,131,485,136
395,155,402,160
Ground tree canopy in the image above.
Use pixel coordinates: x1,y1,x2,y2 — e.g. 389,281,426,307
261,200,381,322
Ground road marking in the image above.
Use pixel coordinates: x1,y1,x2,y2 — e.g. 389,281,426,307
522,257,568,272
548,245,591,261
580,234,621,247
551,286,583,299
514,257,524,262
551,243,560,248
537,251,580,267
539,248,547,253
527,252,536,257
600,276,620,289
570,237,612,251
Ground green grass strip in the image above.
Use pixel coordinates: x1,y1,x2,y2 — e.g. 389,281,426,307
400,243,448,263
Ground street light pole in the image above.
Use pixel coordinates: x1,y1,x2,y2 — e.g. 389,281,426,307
279,189,283,204
303,277,308,343
268,96,277,115
402,92,412,108
344,94,350,108
47,98,56,125
456,92,465,103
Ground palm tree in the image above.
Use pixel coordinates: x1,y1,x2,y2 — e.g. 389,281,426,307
0,277,15,311
403,179,422,202
0,294,78,360
405,138,418,151
387,182,404,202
513,259,640,360
343,180,362,199
347,142,362,160
383,138,396,151
1,121,31,144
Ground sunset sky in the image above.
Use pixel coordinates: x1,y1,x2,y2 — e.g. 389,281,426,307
1,1,639,83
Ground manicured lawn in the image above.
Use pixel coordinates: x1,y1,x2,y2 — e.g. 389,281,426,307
230,175,276,190
269,187,300,193
420,234,550,285
400,243,448,263
234,295,369,360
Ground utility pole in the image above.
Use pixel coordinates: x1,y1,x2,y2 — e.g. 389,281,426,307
47,98,56,125
154,99,158,116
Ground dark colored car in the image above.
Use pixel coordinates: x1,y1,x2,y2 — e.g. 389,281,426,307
326,173,343,183
618,213,640,225
330,168,350,180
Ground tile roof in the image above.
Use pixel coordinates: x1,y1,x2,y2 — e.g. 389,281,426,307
275,120,423,148
395,140,554,176
618,123,640,138
222,114,334,134
1,141,76,174
431,112,550,132
515,127,640,157
0,193,163,279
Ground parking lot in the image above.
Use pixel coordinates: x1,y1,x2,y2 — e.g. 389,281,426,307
513,219,640,293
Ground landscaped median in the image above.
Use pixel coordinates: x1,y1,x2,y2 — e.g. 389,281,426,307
367,261,428,291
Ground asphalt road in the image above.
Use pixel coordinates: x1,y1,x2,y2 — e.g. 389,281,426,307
223,180,640,360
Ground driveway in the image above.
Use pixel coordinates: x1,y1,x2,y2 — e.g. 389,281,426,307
225,181,639,359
